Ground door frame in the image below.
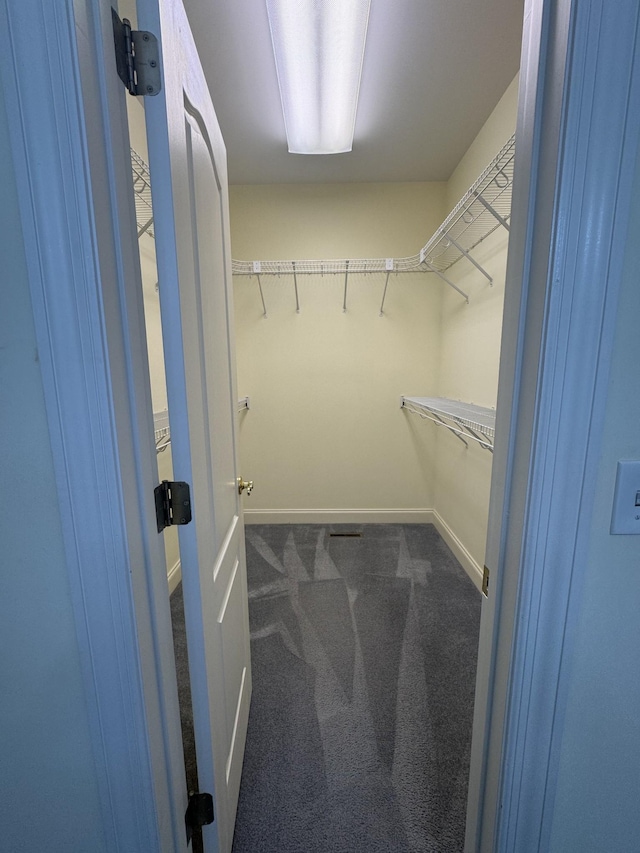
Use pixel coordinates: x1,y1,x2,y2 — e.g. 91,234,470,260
467,0,640,849
0,0,186,850
3,0,640,850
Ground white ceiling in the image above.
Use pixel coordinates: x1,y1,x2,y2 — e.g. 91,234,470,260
181,0,524,185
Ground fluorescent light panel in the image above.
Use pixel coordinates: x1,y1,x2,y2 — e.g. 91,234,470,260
265,0,371,155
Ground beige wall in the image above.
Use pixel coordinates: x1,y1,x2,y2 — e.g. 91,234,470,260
231,76,519,579
434,75,519,583
231,182,446,521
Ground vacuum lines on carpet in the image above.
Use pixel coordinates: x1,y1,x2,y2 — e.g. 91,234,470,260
231,523,481,853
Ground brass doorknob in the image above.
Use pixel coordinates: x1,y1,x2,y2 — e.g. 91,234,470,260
237,477,254,496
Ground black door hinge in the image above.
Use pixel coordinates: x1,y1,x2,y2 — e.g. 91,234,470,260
112,8,161,96
185,792,214,845
155,480,192,533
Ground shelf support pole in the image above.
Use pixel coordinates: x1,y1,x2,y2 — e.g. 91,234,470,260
472,190,511,232
256,273,267,317
422,259,469,303
446,235,493,285
292,261,300,312
379,271,391,315
342,260,349,312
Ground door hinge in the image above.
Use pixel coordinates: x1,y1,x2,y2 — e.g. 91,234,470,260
185,792,214,844
154,480,192,533
112,8,161,96
482,565,490,597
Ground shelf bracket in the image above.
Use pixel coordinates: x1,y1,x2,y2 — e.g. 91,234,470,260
430,410,469,447
446,235,493,285
472,190,511,232
452,418,494,452
401,399,469,448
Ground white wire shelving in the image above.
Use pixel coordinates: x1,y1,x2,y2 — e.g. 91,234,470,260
130,134,515,313
231,134,515,314
131,149,155,239
154,402,250,454
401,396,496,452
154,410,171,454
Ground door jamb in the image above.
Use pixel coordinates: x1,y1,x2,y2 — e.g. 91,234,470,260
467,0,640,849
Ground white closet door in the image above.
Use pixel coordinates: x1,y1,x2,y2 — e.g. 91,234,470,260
137,0,252,850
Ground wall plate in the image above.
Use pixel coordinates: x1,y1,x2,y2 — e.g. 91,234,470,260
610,460,640,534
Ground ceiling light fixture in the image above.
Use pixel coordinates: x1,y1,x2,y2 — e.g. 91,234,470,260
265,0,372,155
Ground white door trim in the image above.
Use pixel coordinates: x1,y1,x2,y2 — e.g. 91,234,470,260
467,1,640,849
0,1,186,849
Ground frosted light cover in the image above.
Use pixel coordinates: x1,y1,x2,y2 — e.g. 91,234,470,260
265,0,372,154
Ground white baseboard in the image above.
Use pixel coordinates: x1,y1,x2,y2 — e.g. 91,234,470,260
167,559,182,595
243,508,436,525
431,511,484,592
243,508,483,591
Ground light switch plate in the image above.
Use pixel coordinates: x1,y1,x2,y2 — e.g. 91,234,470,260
610,460,640,534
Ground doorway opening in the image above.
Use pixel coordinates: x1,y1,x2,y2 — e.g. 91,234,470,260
124,0,522,848
228,77,518,852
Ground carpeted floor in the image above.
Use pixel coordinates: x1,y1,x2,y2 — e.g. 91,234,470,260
230,523,482,853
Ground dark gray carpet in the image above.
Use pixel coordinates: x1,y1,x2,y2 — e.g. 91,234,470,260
231,523,481,853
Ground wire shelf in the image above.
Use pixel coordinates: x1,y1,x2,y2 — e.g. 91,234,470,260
132,134,514,310
154,410,171,453
401,396,496,451
231,134,515,308
231,257,423,276
419,135,514,277
131,148,155,239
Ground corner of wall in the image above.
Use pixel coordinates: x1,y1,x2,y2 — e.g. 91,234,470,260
432,73,519,572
